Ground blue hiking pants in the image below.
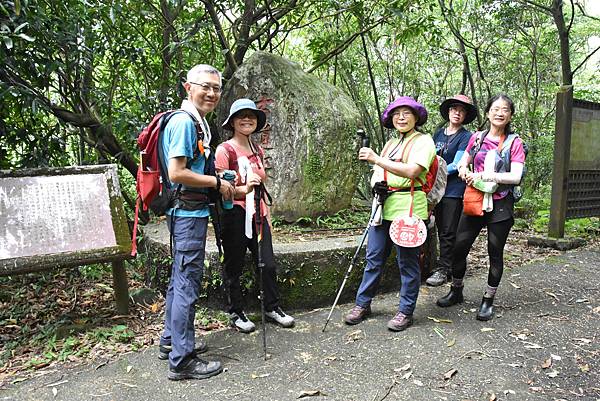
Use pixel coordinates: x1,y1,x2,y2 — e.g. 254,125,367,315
160,216,207,370
355,220,421,316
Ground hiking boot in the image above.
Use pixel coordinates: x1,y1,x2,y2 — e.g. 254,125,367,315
476,296,495,321
158,339,208,360
230,311,256,333
436,286,464,307
265,307,295,328
426,270,448,287
344,305,371,325
387,311,413,332
167,357,223,381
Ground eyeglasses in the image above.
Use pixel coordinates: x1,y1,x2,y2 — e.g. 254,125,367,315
189,82,222,94
489,107,511,114
449,106,466,114
235,110,257,119
392,110,414,119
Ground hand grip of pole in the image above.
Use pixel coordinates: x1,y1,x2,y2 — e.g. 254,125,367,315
357,129,369,149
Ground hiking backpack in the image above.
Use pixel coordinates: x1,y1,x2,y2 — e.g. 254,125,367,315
131,110,212,256
469,130,528,202
422,155,447,208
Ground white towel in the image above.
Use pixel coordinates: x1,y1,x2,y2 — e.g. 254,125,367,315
237,156,255,239
483,192,494,212
482,151,498,213
180,99,211,158
370,165,384,226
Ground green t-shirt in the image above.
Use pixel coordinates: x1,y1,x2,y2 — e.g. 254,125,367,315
381,132,436,221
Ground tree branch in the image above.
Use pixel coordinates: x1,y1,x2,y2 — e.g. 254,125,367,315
307,16,387,73
517,0,553,13
572,44,600,77
202,0,237,78
566,0,575,34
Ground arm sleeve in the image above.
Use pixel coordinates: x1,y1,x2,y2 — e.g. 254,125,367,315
447,132,472,174
447,151,464,175
463,133,477,155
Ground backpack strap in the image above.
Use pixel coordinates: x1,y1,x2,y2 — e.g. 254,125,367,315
178,110,207,161
157,110,213,195
468,130,488,169
221,142,239,172
383,133,423,186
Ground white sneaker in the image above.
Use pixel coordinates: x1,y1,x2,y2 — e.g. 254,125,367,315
265,307,295,328
230,311,255,333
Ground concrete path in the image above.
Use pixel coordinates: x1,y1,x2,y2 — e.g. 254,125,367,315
3,247,599,401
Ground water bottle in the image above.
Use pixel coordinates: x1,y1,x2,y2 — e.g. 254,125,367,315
222,170,236,210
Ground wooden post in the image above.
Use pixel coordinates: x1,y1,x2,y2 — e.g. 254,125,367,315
548,85,573,238
112,260,129,315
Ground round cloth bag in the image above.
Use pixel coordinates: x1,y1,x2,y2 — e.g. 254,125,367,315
389,215,427,248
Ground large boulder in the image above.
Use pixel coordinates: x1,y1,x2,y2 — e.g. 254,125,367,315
216,51,362,221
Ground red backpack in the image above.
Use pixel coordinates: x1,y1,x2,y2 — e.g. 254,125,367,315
131,110,205,256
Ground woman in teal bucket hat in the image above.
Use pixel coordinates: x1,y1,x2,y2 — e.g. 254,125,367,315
345,96,436,332
215,98,295,334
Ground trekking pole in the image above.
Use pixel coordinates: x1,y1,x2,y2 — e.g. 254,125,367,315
322,196,382,332
255,184,268,360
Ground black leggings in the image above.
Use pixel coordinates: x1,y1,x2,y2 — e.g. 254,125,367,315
220,205,280,313
451,214,514,288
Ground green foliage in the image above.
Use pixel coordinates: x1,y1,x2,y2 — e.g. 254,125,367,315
195,307,229,327
533,210,599,238
1,0,599,234
89,324,135,343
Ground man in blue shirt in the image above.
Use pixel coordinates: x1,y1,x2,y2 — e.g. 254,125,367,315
159,64,234,381
427,95,476,287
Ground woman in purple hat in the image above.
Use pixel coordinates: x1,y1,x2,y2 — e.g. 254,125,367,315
344,96,436,331
426,95,477,287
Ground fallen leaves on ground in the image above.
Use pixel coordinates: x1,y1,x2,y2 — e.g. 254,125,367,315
345,330,363,343
443,368,458,380
541,358,552,369
427,316,453,324
298,390,327,398
393,363,411,372
523,341,544,349
0,266,227,387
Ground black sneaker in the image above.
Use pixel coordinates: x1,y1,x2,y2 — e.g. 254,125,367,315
167,357,223,381
158,339,208,360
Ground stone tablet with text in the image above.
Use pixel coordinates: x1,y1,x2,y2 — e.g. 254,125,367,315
0,164,131,275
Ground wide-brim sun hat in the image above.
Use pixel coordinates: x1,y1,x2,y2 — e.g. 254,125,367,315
439,94,477,125
222,98,267,132
381,96,428,128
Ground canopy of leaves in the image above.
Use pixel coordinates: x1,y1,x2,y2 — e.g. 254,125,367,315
1,0,599,205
